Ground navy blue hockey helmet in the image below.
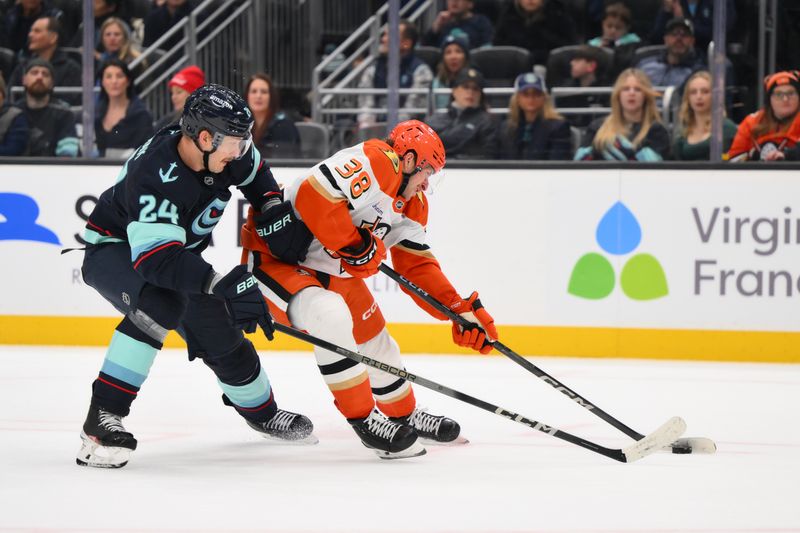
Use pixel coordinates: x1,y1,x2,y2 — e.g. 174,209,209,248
181,83,253,142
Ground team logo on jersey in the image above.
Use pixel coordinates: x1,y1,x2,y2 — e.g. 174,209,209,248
192,198,228,236
159,162,178,183
382,149,400,174
568,202,668,301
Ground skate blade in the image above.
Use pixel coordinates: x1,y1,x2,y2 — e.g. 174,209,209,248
420,435,469,446
374,440,427,460
257,433,320,445
76,433,131,468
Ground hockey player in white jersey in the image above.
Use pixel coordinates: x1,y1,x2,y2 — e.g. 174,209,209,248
241,120,498,459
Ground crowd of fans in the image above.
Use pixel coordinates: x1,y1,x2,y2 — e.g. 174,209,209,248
1,0,800,163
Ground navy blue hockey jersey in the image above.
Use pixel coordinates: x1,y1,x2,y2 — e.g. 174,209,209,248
84,127,279,293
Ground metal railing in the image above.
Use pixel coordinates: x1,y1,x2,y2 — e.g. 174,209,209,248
309,85,678,127
311,0,437,124
128,0,259,124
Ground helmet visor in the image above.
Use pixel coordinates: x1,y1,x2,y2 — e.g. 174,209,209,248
217,133,253,159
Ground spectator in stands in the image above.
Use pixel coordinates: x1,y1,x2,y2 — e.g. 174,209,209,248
493,0,578,67
153,64,204,130
356,19,432,130
143,0,195,50
574,68,670,161
15,57,78,157
587,2,640,49
94,58,153,157
0,73,30,155
1,0,63,55
635,18,703,90
494,72,571,160
425,67,496,159
554,45,610,128
95,17,146,79
587,2,640,79
672,70,737,160
649,0,736,54
422,0,493,50
431,32,472,110
245,72,301,159
8,16,81,104
728,70,800,162
67,0,136,49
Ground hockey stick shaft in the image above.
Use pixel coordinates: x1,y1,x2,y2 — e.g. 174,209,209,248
273,322,683,463
378,263,649,441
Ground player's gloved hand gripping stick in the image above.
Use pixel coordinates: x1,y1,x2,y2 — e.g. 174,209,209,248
377,263,716,455
209,265,275,340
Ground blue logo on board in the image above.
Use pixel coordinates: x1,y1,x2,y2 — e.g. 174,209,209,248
0,192,60,245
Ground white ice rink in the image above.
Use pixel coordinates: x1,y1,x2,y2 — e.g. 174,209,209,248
0,345,798,533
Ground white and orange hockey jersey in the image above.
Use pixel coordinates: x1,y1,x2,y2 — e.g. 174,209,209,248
243,139,461,320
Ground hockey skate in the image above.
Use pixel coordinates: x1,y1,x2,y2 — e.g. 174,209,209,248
391,407,467,445
349,408,426,459
247,409,319,444
76,405,138,468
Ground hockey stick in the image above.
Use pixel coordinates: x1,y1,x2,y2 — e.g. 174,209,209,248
273,322,684,463
378,263,715,455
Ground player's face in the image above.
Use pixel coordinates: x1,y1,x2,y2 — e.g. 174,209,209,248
687,76,711,114
770,85,800,120
102,65,129,98
205,133,252,172
443,44,466,74
619,75,645,115
102,22,124,52
247,78,271,114
401,163,435,200
171,86,190,112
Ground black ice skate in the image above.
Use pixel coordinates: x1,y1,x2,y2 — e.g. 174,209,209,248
349,408,426,459
247,409,318,444
391,407,467,445
76,405,138,468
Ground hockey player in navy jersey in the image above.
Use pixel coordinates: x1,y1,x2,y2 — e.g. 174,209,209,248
76,84,316,468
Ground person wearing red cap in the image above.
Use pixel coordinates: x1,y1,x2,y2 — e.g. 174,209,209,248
728,70,800,162
154,65,205,131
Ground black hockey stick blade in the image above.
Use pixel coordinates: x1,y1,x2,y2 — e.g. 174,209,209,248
377,263,713,455
272,322,685,463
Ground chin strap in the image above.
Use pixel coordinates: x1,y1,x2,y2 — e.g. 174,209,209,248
192,137,218,173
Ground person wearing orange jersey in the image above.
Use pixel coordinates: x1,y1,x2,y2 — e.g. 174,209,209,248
241,120,498,459
728,70,800,161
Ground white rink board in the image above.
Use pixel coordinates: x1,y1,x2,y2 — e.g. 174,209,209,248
1,164,799,332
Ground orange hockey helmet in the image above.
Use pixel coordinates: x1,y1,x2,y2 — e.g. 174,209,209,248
388,120,446,174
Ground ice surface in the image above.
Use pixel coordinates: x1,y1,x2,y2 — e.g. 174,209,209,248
0,346,797,532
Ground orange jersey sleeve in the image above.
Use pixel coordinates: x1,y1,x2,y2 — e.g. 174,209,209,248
390,242,460,321
294,175,361,251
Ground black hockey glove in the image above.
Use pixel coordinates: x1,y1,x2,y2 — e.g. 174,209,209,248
211,265,274,340
254,200,314,264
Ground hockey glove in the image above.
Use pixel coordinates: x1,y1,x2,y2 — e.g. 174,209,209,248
254,199,314,265
338,227,386,278
211,265,274,340
449,291,497,354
